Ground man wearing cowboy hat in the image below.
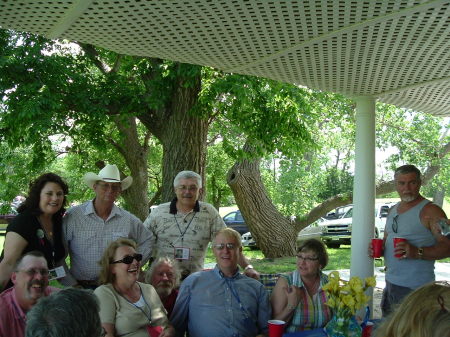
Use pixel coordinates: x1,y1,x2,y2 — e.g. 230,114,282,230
61,164,153,288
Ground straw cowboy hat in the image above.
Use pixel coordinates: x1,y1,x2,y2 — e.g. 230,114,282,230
83,164,133,191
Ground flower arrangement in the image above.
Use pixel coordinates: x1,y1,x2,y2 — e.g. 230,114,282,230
322,271,376,337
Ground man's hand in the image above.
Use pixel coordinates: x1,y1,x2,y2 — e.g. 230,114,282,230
244,267,260,280
394,240,417,259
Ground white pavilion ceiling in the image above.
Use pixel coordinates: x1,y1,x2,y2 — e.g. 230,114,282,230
0,0,449,115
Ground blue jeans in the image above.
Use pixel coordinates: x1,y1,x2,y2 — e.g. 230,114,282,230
381,280,413,317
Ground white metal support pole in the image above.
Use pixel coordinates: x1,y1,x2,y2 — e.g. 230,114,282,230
350,96,376,316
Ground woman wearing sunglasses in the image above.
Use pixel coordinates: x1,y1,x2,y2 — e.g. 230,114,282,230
94,238,175,337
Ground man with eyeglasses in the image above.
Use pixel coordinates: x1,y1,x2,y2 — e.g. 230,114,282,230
370,164,449,317
0,251,58,337
144,170,258,280
62,164,153,289
171,228,270,337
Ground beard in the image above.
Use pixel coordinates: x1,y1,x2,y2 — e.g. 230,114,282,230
155,282,173,299
400,194,417,202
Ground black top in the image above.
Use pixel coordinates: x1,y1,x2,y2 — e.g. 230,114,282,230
1,209,66,269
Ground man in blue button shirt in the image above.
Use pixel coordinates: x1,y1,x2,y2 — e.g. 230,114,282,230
171,228,270,337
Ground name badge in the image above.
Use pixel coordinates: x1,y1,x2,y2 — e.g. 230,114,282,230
174,247,190,260
48,266,66,280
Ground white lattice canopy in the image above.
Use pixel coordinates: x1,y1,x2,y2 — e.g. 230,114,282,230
0,0,449,115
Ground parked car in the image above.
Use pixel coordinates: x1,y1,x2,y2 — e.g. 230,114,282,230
241,231,258,249
223,210,249,235
319,202,395,248
297,218,324,242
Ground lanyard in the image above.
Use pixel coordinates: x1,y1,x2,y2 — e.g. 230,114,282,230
224,278,252,320
11,298,26,324
173,212,196,245
119,283,152,323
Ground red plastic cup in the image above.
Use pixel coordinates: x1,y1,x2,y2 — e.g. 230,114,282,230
393,237,407,258
146,326,163,337
372,238,383,258
268,320,285,337
362,322,374,337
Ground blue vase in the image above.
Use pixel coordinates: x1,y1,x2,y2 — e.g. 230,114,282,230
324,315,362,337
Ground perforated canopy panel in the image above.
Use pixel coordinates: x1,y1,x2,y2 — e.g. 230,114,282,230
0,0,449,115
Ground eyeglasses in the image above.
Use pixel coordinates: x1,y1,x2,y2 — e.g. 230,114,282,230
19,268,49,277
112,253,143,264
296,255,319,262
392,215,399,233
213,243,237,250
176,186,199,192
96,182,122,192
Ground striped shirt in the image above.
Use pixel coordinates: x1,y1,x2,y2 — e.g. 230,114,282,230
281,270,332,332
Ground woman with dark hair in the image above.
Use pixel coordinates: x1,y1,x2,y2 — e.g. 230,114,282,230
0,172,68,290
271,238,332,332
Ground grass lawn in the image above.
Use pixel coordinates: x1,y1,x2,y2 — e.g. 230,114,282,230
1,236,448,275
206,245,386,273
206,245,450,274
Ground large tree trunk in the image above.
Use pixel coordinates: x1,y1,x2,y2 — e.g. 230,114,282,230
138,64,208,203
111,116,150,221
159,80,208,202
227,146,297,258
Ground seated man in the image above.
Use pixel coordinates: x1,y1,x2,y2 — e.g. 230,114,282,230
171,228,270,337
0,251,59,337
25,288,102,337
145,256,181,317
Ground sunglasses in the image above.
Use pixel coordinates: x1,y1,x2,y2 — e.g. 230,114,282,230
112,253,143,265
392,215,399,233
213,243,237,250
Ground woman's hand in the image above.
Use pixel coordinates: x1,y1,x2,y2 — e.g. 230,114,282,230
284,285,301,310
160,325,175,337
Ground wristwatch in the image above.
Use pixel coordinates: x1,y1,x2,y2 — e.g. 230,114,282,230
244,264,254,271
418,247,424,259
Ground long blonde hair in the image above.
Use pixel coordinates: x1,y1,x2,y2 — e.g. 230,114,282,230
375,282,450,337
98,238,137,285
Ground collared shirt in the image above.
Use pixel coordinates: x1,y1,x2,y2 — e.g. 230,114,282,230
0,286,58,337
280,270,331,332
143,199,225,276
63,200,153,283
170,265,271,337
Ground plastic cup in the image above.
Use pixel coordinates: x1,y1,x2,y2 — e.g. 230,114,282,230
268,320,285,337
393,237,407,258
362,321,374,337
372,238,383,258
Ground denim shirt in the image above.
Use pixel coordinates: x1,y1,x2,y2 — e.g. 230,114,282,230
171,265,271,337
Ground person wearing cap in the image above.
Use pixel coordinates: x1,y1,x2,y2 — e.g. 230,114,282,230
143,170,259,280
61,164,153,288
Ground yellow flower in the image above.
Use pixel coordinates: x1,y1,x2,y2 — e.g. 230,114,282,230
365,276,376,288
324,271,374,316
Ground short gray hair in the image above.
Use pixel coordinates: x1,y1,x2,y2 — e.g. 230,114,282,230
394,164,422,181
173,171,202,188
145,256,181,288
25,288,102,337
213,227,242,248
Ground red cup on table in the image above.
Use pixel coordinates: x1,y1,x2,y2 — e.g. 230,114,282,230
371,238,383,258
362,321,374,337
268,320,285,337
393,237,407,258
